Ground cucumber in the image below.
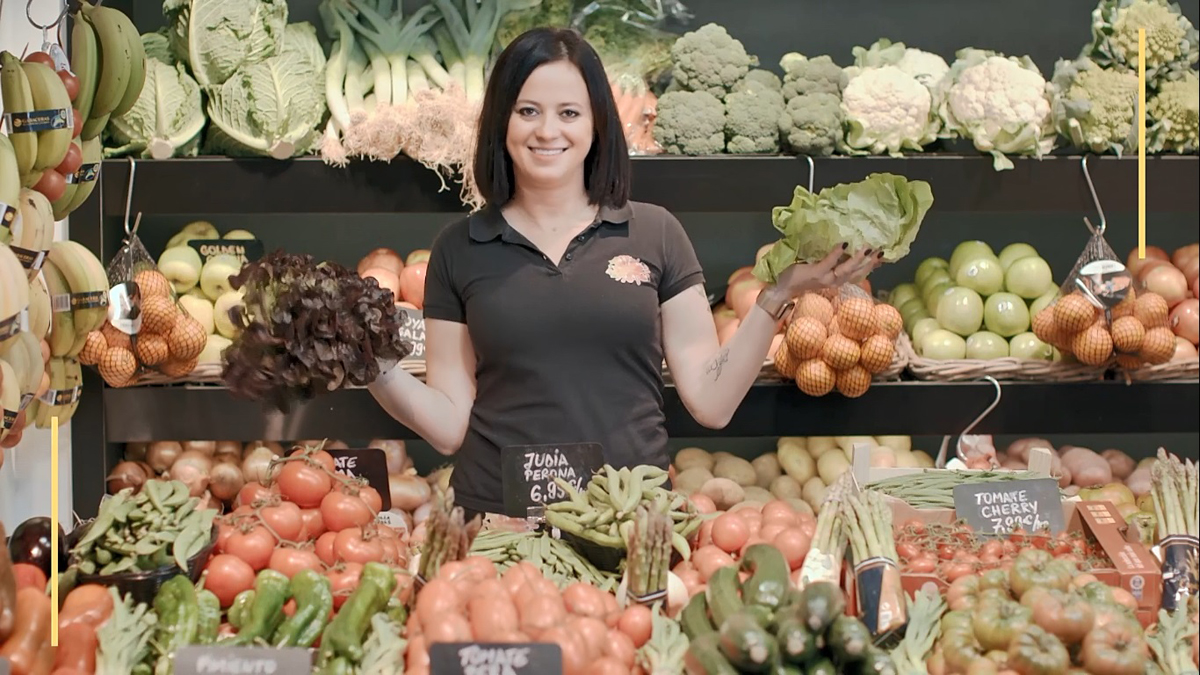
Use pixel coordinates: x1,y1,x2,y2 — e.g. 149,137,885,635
682,592,716,640
805,657,838,675
775,615,820,665
827,615,872,665
706,566,744,627
685,633,739,675
718,611,779,673
797,581,846,634
856,647,899,675
741,543,791,610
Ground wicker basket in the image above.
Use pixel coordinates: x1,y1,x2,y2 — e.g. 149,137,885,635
1119,357,1200,382
757,331,909,384
900,331,1106,382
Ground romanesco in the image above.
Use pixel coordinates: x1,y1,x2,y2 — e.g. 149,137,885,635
653,90,727,155
840,65,939,156
1050,56,1139,155
780,53,847,100
1085,0,1199,85
734,68,783,94
670,23,755,100
725,87,785,154
779,92,843,157
1148,71,1199,153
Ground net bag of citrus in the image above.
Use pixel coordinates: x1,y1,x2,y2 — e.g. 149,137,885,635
773,283,903,397
1030,228,1174,369
77,232,207,386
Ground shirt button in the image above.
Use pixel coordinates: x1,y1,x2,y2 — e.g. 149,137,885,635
576,235,585,241
565,253,573,261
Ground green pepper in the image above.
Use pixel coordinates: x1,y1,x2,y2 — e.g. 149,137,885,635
151,575,200,675
196,589,221,644
1007,625,1070,675
230,569,292,645
228,589,256,630
320,562,397,663
272,569,334,648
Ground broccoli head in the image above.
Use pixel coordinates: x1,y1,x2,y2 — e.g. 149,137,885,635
780,53,848,100
496,0,575,49
670,23,756,100
779,92,843,156
734,68,783,94
725,87,785,154
653,90,727,155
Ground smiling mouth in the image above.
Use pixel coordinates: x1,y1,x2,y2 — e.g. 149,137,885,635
530,148,566,156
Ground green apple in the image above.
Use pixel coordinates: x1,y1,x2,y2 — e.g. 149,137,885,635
919,268,952,292
903,305,932,335
915,257,950,287
911,317,941,351
949,241,997,278
920,329,967,360
966,331,1010,359
213,290,245,338
936,286,984,337
167,220,219,248
899,297,927,323
1029,290,1059,320
178,294,215,335
983,292,1030,337
198,334,232,365
956,257,1005,296
1005,256,1054,299
889,283,919,309
923,280,953,314
222,229,256,240
998,243,1039,270
200,254,242,301
157,246,203,294
1009,332,1054,361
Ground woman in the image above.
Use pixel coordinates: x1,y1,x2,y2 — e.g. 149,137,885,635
368,28,879,519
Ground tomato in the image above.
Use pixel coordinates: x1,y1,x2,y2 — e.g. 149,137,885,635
326,562,363,609
937,543,958,561
1030,589,1095,646
978,568,1010,594
1008,527,1027,544
276,459,333,508
259,500,303,542
203,554,256,607
946,575,981,612
55,143,82,175
972,599,1033,652
1078,483,1136,508
902,519,927,535
1050,534,1073,556
321,491,374,532
379,536,403,565
941,627,987,674
236,482,275,508
1009,549,1073,599
224,524,276,571
215,517,237,552
979,539,1004,559
57,69,80,101
942,562,975,582
333,527,385,565
1007,625,1071,675
32,170,66,202
616,605,653,648
1080,622,1150,675
907,552,937,574
895,541,921,560
23,52,55,66
315,531,338,567
941,610,974,635
358,486,383,513
269,547,323,579
298,508,326,540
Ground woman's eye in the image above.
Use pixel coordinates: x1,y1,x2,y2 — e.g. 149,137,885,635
561,109,580,118
517,107,538,117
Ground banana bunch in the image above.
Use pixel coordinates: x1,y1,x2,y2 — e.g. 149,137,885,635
73,2,146,141
42,241,109,357
26,272,52,342
26,356,82,428
1,134,20,245
0,51,75,189
51,137,102,221
6,189,56,280
0,359,19,442
0,244,30,335
0,331,49,414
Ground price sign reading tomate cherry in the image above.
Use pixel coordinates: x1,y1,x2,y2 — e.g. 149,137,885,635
953,478,1066,535
500,443,604,518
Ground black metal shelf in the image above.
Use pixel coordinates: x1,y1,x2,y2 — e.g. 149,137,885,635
101,380,1199,442
97,154,1200,216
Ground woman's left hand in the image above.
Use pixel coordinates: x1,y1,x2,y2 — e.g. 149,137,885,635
774,244,881,297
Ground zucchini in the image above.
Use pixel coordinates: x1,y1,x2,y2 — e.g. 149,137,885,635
719,611,779,673
769,654,804,675
706,566,744,627
780,587,805,611
805,657,838,675
856,647,899,675
775,615,820,665
826,615,872,665
741,544,791,610
743,602,774,628
685,633,739,675
682,592,716,640
796,581,846,634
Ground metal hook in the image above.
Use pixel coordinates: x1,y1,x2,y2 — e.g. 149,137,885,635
934,376,1004,467
1081,155,1106,236
123,157,139,236
805,154,815,193
26,0,67,30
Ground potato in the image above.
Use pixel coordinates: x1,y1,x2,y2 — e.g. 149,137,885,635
870,446,897,468
674,467,714,496
1126,467,1153,497
1101,449,1136,481
699,477,745,511
787,498,814,517
1061,446,1111,487
835,436,878,459
894,449,919,469
743,486,773,504
807,437,839,458
674,447,715,473
713,456,757,487
801,477,827,510
710,451,735,464
875,435,912,454
776,437,807,455
769,475,803,500
1137,457,1157,471
778,444,816,484
912,450,935,468
752,453,782,488
817,450,851,485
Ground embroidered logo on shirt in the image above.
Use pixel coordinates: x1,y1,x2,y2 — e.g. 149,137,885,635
606,255,652,286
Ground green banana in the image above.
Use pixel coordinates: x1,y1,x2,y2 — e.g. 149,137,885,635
80,3,133,120
0,51,38,177
109,10,146,119
70,14,101,123
20,60,73,171
40,257,77,357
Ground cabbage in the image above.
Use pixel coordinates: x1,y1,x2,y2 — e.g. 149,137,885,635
164,0,289,88
105,58,206,159
753,173,934,284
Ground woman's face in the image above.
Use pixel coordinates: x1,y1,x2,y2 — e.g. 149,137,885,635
505,60,594,192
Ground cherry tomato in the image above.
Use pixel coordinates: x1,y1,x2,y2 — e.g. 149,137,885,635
1008,526,1027,544
268,547,323,579
902,519,927,535
326,562,363,609
224,524,276,571
979,539,1004,559
259,500,303,542
895,541,921,560
276,459,333,508
333,527,385,565
32,170,66,202
907,553,937,574
55,142,82,176
321,491,373,532
23,52,55,67
57,69,80,101
941,561,974,582
937,543,958,561
204,554,256,607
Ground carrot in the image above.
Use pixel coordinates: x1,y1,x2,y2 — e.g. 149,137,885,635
0,587,52,675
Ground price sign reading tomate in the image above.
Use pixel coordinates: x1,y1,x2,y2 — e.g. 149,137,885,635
500,443,604,518
327,448,392,511
953,478,1066,535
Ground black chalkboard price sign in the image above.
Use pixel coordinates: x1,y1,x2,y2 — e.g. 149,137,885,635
429,642,562,675
953,478,1066,535
173,645,312,675
500,443,604,517
397,308,425,361
327,448,392,511
1,655,11,675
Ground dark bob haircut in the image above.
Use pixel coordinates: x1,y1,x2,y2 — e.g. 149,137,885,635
473,28,631,208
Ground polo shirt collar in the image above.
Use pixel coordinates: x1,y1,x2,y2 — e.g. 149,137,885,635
468,201,634,243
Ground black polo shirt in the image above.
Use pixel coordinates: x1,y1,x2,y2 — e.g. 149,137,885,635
422,200,706,515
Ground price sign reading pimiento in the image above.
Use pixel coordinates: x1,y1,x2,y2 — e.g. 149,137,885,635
397,308,425,361
327,448,392,511
429,642,562,675
953,478,1066,535
501,443,604,518
173,646,311,675
1,655,11,675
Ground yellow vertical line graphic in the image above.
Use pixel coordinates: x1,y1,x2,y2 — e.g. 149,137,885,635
51,416,59,646
1138,28,1146,259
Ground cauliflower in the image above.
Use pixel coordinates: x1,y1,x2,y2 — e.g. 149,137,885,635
779,92,843,157
734,68,783,94
725,87,785,153
653,90,726,155
670,24,756,100
940,48,1056,171
1148,71,1200,153
780,53,847,100
1050,56,1139,155
1085,0,1199,84
849,38,950,90
840,65,940,156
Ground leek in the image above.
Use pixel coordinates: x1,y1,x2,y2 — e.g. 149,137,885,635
334,0,441,106
431,0,543,101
